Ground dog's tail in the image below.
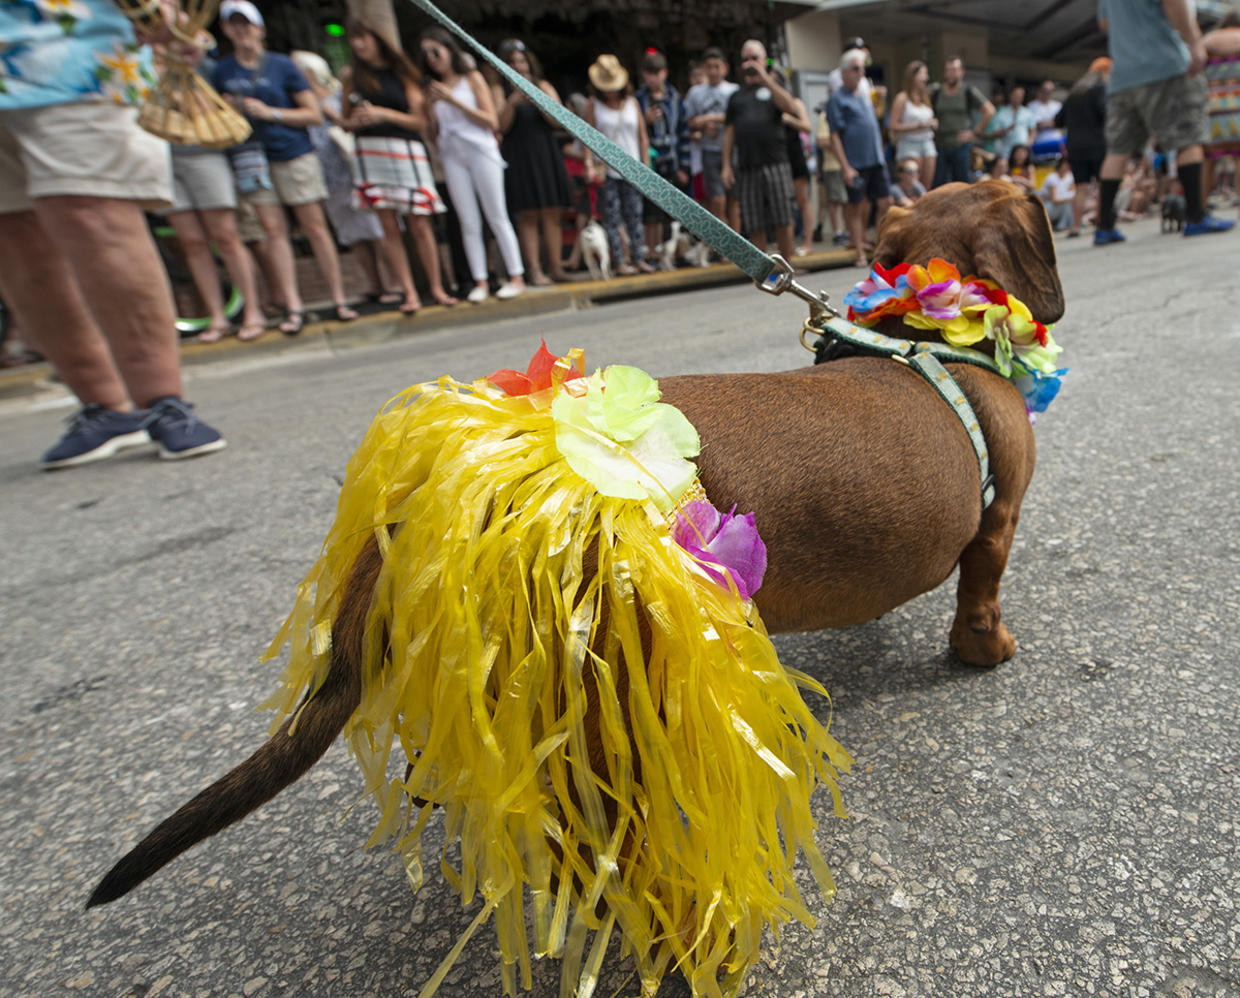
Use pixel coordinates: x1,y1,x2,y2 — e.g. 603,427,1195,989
86,537,381,908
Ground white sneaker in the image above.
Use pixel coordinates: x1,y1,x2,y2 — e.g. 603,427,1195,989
495,281,524,300
466,285,488,304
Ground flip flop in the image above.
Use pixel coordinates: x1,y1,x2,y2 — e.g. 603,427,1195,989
196,323,231,344
432,293,458,307
332,304,359,322
399,298,421,315
237,321,267,342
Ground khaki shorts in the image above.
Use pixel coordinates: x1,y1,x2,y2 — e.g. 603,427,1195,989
0,100,172,214
1104,73,1209,158
242,150,328,208
168,149,236,214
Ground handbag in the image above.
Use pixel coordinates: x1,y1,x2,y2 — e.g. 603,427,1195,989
225,54,274,194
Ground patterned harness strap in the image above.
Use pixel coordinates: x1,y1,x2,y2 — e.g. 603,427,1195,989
810,315,999,510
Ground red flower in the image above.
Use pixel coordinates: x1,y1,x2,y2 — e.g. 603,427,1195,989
487,340,585,396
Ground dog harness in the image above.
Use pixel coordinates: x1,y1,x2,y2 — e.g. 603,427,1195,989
803,314,1000,510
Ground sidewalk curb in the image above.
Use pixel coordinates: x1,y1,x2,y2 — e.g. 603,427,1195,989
0,249,858,403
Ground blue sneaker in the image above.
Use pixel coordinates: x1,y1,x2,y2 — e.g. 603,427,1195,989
1093,228,1127,246
1183,214,1235,236
143,397,226,460
41,405,150,470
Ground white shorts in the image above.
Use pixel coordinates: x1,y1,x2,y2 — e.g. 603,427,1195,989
0,100,172,214
895,135,937,161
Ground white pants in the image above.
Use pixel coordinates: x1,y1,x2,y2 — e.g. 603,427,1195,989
439,147,523,282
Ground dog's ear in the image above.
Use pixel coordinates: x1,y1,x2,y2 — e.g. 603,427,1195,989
970,191,1065,324
872,204,913,268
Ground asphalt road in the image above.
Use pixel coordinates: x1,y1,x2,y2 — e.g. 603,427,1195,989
2,212,1238,998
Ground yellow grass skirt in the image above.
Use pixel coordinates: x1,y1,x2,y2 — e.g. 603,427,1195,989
261,377,851,997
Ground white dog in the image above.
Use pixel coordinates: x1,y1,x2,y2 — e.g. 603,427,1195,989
658,220,696,271
578,220,611,281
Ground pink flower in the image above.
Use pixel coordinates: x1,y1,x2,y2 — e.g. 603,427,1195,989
672,500,767,600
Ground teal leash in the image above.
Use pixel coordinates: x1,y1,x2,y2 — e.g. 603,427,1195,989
405,0,832,314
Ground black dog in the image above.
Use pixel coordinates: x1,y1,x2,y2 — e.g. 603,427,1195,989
1161,194,1187,233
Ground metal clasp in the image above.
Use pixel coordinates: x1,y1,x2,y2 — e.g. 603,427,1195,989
756,253,841,320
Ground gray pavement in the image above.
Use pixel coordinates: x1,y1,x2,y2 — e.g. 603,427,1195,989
2,212,1238,998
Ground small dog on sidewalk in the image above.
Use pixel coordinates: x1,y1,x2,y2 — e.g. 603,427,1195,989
578,219,611,280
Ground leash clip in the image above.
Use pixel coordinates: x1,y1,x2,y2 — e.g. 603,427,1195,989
757,254,841,320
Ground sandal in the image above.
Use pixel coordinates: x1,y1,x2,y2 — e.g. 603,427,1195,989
432,292,458,307
237,320,267,342
332,304,359,322
196,322,231,344
636,261,657,274
279,310,305,336
399,297,421,315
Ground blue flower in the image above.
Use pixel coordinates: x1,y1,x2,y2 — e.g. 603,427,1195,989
1012,362,1067,415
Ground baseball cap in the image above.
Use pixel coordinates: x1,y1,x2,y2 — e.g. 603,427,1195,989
221,0,264,28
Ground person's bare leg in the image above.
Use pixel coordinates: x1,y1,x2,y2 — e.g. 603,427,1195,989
920,155,936,192
355,239,387,297
845,200,867,266
34,196,182,406
793,177,812,253
542,207,569,280
252,201,304,321
0,208,131,409
409,216,456,305
199,208,264,332
291,200,354,315
774,222,795,260
166,210,228,334
377,209,419,311
517,210,549,284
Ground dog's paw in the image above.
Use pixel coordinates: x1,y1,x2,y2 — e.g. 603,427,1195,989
950,618,1015,667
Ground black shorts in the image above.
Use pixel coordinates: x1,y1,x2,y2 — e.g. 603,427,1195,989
1069,155,1102,185
846,163,891,205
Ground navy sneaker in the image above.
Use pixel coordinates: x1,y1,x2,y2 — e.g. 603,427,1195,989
1183,214,1235,236
1093,228,1127,246
41,405,150,470
143,397,226,460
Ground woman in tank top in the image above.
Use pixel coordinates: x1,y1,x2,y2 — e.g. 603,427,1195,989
418,26,526,304
584,54,652,275
888,61,938,191
343,18,457,313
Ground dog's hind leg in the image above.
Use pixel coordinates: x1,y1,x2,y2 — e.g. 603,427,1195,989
947,371,1036,667
949,509,1019,666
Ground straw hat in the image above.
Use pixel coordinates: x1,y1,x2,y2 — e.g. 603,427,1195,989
588,54,629,92
347,0,402,53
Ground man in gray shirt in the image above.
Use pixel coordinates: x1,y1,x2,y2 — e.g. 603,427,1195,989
1094,0,1233,242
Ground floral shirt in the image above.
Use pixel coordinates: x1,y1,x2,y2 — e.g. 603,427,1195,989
0,0,154,111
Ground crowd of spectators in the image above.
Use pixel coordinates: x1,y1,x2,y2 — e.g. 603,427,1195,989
5,0,1240,472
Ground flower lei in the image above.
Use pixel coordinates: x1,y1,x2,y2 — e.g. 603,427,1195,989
485,341,767,598
842,258,1067,418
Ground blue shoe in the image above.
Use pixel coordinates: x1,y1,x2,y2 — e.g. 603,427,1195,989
143,397,226,460
41,405,150,470
1183,214,1235,236
1093,228,1127,245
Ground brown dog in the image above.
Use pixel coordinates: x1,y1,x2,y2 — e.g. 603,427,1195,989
89,180,1062,971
